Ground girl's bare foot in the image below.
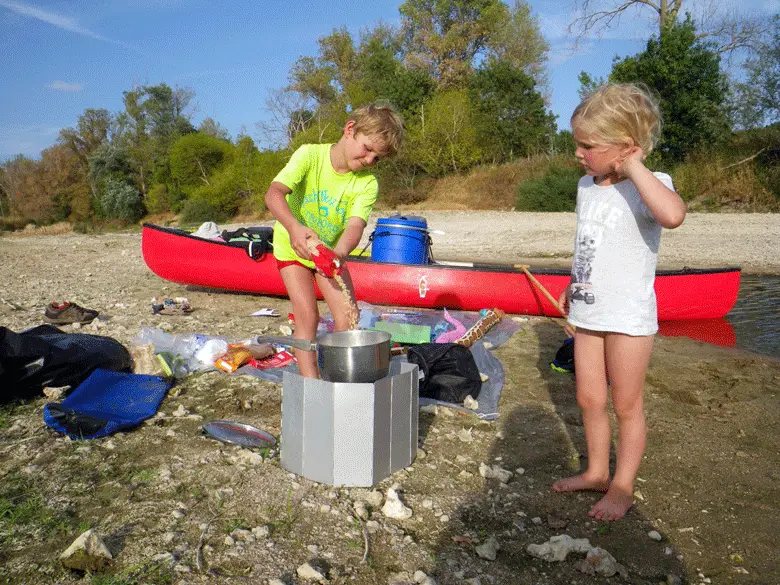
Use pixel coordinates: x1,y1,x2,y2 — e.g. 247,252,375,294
551,473,610,493
589,486,634,521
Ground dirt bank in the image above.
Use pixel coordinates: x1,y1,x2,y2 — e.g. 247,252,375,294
0,212,778,585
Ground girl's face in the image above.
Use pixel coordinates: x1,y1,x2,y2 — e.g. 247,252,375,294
573,128,629,179
342,121,388,171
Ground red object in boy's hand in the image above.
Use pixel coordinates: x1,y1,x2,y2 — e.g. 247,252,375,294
311,244,343,277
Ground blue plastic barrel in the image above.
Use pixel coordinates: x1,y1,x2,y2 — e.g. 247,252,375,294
371,215,430,264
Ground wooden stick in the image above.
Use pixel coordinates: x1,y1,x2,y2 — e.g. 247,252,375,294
515,264,575,338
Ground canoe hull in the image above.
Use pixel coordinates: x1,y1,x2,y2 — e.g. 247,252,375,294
141,224,741,320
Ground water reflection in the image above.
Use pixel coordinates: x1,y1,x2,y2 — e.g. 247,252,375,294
658,318,736,347
726,274,780,359
657,275,779,359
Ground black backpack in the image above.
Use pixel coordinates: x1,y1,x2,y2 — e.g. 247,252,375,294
221,226,274,260
407,343,482,403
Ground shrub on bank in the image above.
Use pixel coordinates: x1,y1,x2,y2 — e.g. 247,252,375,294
515,166,580,212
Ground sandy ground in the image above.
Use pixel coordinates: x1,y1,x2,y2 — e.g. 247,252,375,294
0,212,778,585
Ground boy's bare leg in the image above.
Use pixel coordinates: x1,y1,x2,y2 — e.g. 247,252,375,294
552,328,612,493
280,264,320,378
316,267,359,331
589,333,653,521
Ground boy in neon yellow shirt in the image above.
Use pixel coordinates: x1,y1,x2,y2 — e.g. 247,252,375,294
265,103,404,378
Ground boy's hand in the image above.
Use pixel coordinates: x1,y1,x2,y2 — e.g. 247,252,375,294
289,225,319,260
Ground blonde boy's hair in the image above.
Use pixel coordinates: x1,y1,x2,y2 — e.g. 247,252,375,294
349,102,405,156
571,83,662,154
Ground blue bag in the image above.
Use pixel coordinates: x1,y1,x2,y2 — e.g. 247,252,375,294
43,369,172,439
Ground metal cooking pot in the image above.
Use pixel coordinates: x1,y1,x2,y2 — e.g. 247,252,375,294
254,330,392,383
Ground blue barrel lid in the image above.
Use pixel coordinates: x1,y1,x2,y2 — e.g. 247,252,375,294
377,215,427,228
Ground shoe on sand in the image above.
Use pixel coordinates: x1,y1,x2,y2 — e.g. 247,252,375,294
43,301,99,325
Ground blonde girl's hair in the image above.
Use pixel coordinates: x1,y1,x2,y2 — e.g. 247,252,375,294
571,83,662,154
348,102,405,156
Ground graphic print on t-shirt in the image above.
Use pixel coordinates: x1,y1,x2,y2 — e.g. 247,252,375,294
300,188,350,243
571,199,625,306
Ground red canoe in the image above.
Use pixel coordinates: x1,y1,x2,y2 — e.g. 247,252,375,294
141,223,741,320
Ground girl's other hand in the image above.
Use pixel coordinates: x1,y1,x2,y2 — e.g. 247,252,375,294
558,288,570,316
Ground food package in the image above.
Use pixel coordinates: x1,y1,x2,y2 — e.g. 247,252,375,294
307,239,342,277
214,347,252,373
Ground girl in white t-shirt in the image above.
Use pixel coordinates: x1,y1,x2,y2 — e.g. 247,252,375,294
553,84,687,521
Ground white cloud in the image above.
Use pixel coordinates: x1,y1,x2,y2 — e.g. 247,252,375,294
46,80,84,92
0,0,140,52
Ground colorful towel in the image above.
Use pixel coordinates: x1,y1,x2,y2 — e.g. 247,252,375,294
434,309,467,344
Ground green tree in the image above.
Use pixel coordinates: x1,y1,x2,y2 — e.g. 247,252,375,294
731,15,780,129
577,71,605,100
355,22,435,116
610,18,730,162
404,89,481,175
483,0,549,83
399,0,505,87
169,133,233,188
468,60,556,161
100,176,143,222
117,83,196,198
198,117,231,141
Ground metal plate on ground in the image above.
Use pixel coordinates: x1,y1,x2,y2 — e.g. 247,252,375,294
202,420,277,448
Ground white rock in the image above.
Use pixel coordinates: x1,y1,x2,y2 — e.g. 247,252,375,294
526,534,593,562
414,570,437,585
365,490,384,508
172,404,189,417
479,462,513,483
475,535,500,560
463,395,479,410
457,427,474,443
59,529,113,572
296,562,326,582
252,525,270,538
268,579,287,585
382,487,413,520
388,571,414,585
648,530,663,541
576,547,625,577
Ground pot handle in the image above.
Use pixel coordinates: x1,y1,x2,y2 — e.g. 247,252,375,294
253,335,317,352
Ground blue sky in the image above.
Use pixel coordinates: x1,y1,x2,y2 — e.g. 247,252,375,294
1,0,777,160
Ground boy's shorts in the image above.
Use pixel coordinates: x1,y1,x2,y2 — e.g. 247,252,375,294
276,258,314,272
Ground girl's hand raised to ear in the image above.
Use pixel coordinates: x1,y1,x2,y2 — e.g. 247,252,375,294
614,146,646,178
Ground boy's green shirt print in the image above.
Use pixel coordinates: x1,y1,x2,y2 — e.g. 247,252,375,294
272,143,378,268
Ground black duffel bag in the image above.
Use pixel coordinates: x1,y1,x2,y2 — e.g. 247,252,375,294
407,343,482,403
0,325,132,401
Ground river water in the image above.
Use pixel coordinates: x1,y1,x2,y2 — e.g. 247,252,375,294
724,274,780,360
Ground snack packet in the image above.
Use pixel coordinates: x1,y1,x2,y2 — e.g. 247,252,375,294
214,347,252,373
307,239,342,277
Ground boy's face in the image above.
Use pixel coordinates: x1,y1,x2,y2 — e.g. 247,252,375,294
343,121,390,171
